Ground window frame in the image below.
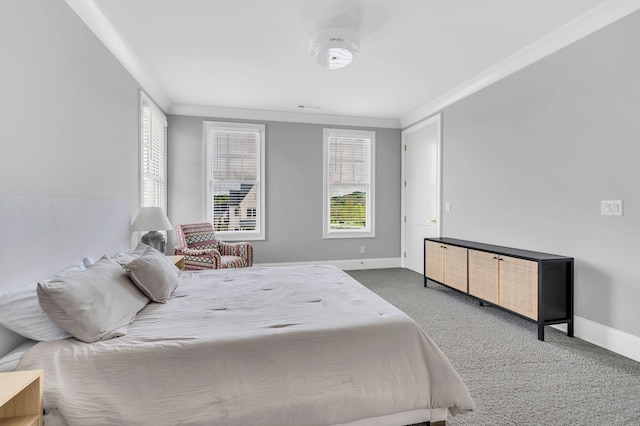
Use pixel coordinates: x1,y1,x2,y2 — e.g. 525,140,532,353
139,91,168,212
204,121,266,241
323,128,376,239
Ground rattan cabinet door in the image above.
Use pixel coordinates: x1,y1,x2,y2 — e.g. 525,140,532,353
468,249,499,304
425,240,444,282
499,256,538,320
443,244,468,292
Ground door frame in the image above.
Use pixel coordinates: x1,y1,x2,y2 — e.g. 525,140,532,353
400,113,442,268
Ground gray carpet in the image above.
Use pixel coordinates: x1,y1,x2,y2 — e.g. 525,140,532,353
346,268,640,426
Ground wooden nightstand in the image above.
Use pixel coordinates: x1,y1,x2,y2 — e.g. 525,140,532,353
166,255,185,271
0,370,43,426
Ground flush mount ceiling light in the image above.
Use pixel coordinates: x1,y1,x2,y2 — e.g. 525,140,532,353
310,28,360,70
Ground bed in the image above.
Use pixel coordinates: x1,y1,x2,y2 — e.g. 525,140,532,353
0,195,474,425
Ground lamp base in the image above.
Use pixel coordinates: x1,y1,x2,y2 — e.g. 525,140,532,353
140,231,166,253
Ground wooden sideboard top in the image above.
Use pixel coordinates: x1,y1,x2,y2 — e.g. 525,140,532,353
425,237,573,262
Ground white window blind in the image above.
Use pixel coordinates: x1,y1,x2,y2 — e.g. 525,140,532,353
205,121,265,240
323,128,375,238
140,93,168,210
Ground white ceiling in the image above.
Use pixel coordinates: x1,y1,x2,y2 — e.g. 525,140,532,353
66,0,639,128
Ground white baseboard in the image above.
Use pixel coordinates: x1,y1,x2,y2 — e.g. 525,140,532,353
553,316,640,363
255,257,402,271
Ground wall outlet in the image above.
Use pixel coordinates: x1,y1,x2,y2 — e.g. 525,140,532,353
360,246,366,254
601,200,623,216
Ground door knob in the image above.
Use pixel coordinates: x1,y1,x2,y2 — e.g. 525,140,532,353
427,218,436,223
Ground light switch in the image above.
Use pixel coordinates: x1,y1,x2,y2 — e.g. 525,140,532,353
445,202,451,212
601,200,623,216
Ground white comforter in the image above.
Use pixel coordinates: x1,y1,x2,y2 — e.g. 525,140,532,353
18,265,474,425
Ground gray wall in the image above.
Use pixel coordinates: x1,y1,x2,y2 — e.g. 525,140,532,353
441,11,640,337
0,0,141,216
167,115,401,263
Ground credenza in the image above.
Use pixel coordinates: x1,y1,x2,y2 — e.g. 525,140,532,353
424,237,574,341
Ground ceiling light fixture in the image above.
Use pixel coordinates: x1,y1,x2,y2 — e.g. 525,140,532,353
310,28,360,70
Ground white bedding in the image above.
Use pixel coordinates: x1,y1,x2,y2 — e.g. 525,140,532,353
18,265,474,425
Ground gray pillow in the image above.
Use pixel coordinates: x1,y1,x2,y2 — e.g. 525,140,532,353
123,247,180,303
37,256,149,343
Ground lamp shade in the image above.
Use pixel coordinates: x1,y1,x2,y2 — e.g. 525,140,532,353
131,207,173,232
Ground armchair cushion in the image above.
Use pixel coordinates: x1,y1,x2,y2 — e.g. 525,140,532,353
183,232,221,252
221,256,249,269
178,247,220,257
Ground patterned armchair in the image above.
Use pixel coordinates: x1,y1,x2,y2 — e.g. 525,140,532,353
174,223,253,270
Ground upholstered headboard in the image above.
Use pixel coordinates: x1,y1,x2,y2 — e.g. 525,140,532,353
0,195,132,356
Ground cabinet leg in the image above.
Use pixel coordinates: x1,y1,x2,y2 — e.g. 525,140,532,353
538,323,545,341
478,301,484,307
567,321,574,337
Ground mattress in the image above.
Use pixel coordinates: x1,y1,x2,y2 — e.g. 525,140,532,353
18,265,474,425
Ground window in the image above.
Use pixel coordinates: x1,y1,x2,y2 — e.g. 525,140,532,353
140,92,168,211
204,121,265,240
323,128,375,238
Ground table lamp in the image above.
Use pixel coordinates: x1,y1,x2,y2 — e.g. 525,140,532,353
131,207,173,253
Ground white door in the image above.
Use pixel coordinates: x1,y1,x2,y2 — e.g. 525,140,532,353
402,115,441,273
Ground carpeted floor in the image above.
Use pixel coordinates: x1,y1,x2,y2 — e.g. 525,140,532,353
346,268,640,426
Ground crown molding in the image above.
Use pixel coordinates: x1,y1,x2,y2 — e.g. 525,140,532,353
64,0,171,111
400,0,640,129
169,104,401,129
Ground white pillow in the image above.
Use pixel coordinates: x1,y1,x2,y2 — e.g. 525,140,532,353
37,256,149,343
111,243,151,266
123,247,180,303
0,340,38,372
83,242,149,267
82,256,98,267
0,262,86,341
